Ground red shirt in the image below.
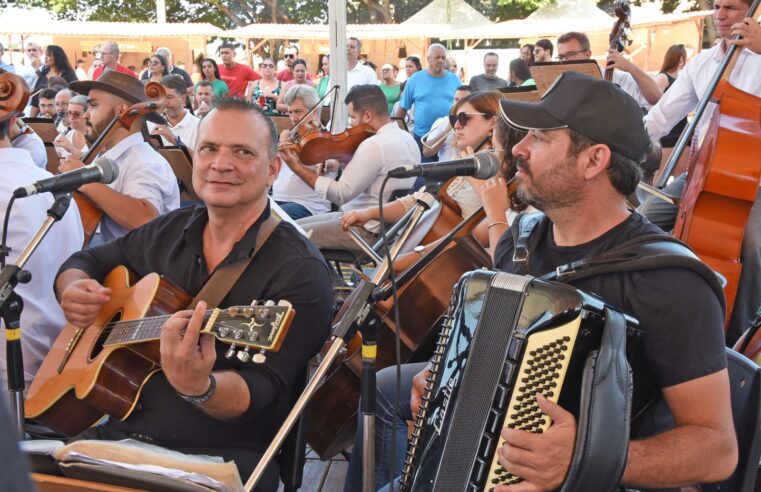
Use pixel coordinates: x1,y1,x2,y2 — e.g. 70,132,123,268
92,63,138,80
218,63,261,97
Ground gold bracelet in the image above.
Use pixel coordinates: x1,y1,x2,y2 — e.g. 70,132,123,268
487,221,509,230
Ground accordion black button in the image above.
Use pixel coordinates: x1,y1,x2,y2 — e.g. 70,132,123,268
479,435,495,456
502,361,516,384
485,408,502,435
472,457,488,484
494,385,509,410
508,337,524,360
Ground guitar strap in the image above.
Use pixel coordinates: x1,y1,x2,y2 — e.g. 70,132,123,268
188,214,280,310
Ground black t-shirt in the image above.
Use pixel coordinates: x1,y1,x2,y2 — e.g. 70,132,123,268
59,204,333,478
493,211,727,418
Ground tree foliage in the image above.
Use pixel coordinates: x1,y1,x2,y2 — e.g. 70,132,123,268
2,0,711,27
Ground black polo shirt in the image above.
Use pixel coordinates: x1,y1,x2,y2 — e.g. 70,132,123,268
59,203,333,480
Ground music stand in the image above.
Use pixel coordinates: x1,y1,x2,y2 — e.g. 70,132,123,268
156,146,200,203
498,85,541,102
530,60,602,96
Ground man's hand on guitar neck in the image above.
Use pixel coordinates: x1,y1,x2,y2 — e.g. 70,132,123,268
161,301,252,419
57,269,112,329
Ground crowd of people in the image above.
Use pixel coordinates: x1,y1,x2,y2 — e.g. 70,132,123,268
1,0,760,490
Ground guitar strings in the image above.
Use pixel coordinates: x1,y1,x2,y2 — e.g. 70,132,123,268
94,310,216,346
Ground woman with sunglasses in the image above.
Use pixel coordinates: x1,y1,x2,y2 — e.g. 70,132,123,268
276,58,313,113
31,45,77,117
201,58,229,98
251,57,281,115
53,95,89,160
145,54,169,85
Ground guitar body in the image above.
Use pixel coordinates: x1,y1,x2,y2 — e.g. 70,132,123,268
25,266,190,436
73,192,103,248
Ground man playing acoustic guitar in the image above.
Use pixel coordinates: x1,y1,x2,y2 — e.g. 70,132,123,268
53,97,333,491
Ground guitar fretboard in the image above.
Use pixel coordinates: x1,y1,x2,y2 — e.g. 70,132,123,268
103,311,213,346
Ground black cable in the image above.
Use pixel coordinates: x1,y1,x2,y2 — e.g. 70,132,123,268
376,175,403,492
1,195,16,268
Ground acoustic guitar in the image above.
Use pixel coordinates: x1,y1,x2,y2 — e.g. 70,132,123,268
25,265,295,436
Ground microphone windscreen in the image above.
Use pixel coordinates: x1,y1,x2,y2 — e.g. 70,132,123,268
93,157,120,184
472,149,500,180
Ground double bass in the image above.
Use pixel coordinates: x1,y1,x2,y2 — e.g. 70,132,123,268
659,1,761,327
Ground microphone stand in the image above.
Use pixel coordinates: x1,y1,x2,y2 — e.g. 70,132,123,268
243,193,435,492
0,192,73,438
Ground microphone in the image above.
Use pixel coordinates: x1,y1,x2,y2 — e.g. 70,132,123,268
388,149,500,181
13,157,119,198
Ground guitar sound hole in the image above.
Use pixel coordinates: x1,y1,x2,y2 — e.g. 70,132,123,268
90,311,123,360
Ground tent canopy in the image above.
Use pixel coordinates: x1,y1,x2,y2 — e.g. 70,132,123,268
402,0,493,29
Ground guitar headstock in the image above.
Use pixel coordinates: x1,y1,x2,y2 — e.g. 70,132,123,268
610,0,633,52
202,300,295,363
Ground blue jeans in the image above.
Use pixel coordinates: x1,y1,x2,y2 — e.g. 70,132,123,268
343,362,426,492
275,201,313,220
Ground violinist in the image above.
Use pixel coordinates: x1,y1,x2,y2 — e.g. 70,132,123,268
62,71,180,243
147,75,200,155
640,0,761,343
280,84,418,256
270,85,332,220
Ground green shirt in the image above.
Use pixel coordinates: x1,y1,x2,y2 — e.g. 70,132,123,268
211,79,230,98
380,83,401,114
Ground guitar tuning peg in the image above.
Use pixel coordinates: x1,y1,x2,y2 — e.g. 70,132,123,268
243,307,254,317
237,347,252,363
225,344,237,359
252,350,267,364
264,300,276,307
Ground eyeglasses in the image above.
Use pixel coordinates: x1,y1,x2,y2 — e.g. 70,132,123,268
557,50,588,61
260,63,274,68
449,112,491,127
67,110,84,118
284,54,296,59
148,60,162,66
100,51,115,56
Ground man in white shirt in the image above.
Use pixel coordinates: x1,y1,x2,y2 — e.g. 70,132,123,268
280,84,418,255
555,31,662,109
271,85,332,220
147,75,200,154
62,71,180,242
346,38,379,90
0,76,84,392
640,0,761,343
10,119,47,170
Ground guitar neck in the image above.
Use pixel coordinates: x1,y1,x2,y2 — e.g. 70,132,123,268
103,310,214,346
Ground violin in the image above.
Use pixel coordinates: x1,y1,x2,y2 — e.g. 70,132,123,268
0,72,31,122
605,0,633,82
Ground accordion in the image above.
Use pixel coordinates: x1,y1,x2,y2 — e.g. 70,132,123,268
400,269,638,492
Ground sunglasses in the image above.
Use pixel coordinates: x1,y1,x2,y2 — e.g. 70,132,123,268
67,110,84,118
260,63,274,68
284,54,296,59
449,112,491,127
149,60,162,66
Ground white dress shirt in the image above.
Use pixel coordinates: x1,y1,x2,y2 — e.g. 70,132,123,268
347,63,379,90
12,131,47,169
272,165,333,216
0,148,84,392
314,121,419,232
147,110,201,152
612,70,650,109
101,132,180,242
644,42,761,141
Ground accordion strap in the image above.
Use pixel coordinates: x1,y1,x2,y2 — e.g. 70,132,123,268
561,306,632,492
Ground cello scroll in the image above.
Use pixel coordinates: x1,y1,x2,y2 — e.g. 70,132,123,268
0,72,30,121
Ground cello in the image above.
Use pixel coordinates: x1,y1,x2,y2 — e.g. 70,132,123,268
605,0,633,82
661,1,761,327
71,82,167,246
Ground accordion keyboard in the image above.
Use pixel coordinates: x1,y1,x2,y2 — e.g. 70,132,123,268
485,316,581,490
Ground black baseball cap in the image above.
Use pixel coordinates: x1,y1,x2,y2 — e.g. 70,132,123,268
499,71,650,162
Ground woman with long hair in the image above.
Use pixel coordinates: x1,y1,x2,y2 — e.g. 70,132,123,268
508,58,535,87
276,58,313,113
653,44,689,182
145,54,170,85
520,43,536,66
31,45,77,116
201,58,229,98
251,57,281,115
53,95,90,160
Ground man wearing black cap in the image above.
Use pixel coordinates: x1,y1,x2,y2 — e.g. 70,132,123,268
488,70,735,491
62,70,180,242
359,72,736,492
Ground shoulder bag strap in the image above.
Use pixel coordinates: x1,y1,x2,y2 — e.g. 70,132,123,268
189,215,280,310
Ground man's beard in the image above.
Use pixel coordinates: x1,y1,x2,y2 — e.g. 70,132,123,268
88,107,116,142
514,156,584,211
